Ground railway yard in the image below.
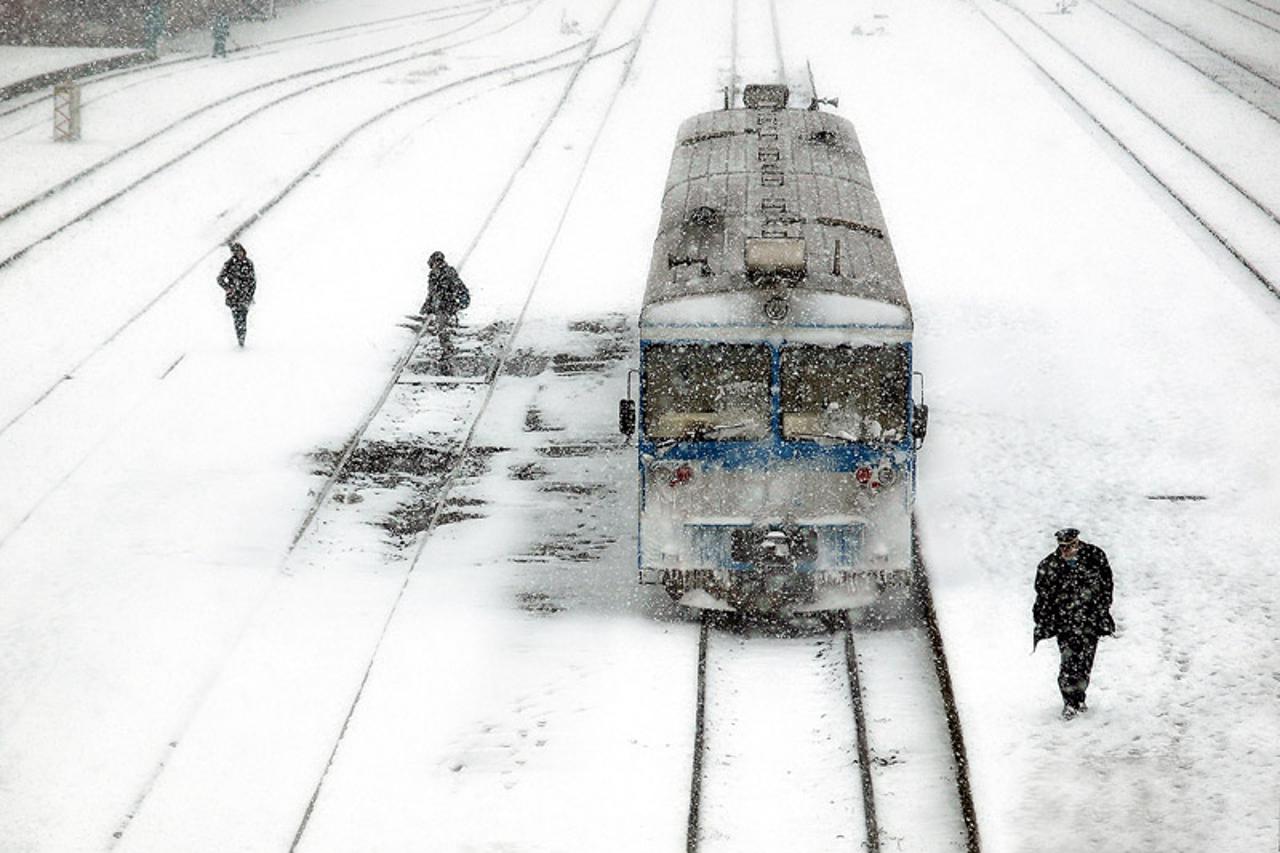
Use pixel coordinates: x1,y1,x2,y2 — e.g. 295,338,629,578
0,0,1278,850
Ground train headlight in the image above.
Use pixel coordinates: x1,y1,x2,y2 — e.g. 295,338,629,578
876,466,898,487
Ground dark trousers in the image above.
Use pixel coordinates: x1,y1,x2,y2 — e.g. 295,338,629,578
434,313,456,370
1057,632,1099,709
230,305,249,346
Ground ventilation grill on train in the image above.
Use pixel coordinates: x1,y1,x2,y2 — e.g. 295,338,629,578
743,84,790,109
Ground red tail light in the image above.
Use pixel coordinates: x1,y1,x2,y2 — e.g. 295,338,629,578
669,464,694,487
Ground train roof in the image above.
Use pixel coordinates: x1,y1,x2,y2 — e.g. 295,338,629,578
641,98,911,336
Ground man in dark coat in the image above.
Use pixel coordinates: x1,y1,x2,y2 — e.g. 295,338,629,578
217,242,256,347
1033,528,1115,719
421,251,468,366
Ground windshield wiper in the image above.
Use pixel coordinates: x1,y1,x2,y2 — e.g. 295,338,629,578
694,421,752,438
652,421,755,447
787,430,858,443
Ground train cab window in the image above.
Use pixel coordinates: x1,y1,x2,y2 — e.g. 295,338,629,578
780,344,909,443
643,344,771,441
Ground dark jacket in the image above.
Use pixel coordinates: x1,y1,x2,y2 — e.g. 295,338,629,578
424,262,468,317
218,256,256,307
1033,541,1115,640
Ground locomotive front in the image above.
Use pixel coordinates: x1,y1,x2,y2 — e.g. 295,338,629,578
620,85,927,613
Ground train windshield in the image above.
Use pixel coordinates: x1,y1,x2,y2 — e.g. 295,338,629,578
781,344,909,443
643,344,771,441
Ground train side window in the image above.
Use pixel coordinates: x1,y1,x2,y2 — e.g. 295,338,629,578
643,344,771,440
780,344,909,443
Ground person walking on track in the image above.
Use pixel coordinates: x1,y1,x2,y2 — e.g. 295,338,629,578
217,242,256,348
1032,527,1116,719
211,12,230,57
420,250,469,369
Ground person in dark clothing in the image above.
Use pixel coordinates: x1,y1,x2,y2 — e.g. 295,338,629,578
211,12,230,57
217,242,256,347
420,251,469,368
1033,528,1115,719
144,2,165,58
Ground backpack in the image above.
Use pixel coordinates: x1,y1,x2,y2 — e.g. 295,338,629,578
452,276,470,311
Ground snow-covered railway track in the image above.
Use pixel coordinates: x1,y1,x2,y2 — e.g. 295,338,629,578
1195,0,1280,37
101,0,663,846
973,0,1280,299
286,6,662,848
1239,0,1280,17
0,0,502,126
0,23,596,443
686,614,871,852
0,2,528,263
728,0,789,95
768,0,787,85
685,590,979,852
1088,0,1280,122
0,3,497,148
0,39,613,557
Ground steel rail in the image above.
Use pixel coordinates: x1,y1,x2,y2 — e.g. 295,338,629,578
283,29,619,550
685,614,711,853
1237,0,1280,16
284,0,660,844
688,3,736,830
976,0,1280,299
0,42,597,562
102,32,631,851
1235,0,1280,18
1097,0,1280,99
728,0,739,106
841,613,882,853
0,5,503,232
0,5,490,144
685,614,880,852
1198,0,1280,36
992,0,1280,230
684,594,977,852
0,3,545,441
768,0,787,84
914,521,983,852
0,0,504,124
242,0,511,51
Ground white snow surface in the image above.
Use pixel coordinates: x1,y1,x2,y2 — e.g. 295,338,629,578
0,0,1278,851
0,47,138,89
641,290,910,331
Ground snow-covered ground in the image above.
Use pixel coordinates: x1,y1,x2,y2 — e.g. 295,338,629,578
0,0,1277,850
0,46,139,91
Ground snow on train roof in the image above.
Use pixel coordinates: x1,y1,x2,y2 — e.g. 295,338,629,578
642,290,909,338
640,104,912,331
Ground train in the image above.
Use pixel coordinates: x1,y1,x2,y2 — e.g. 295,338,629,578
619,83,928,613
